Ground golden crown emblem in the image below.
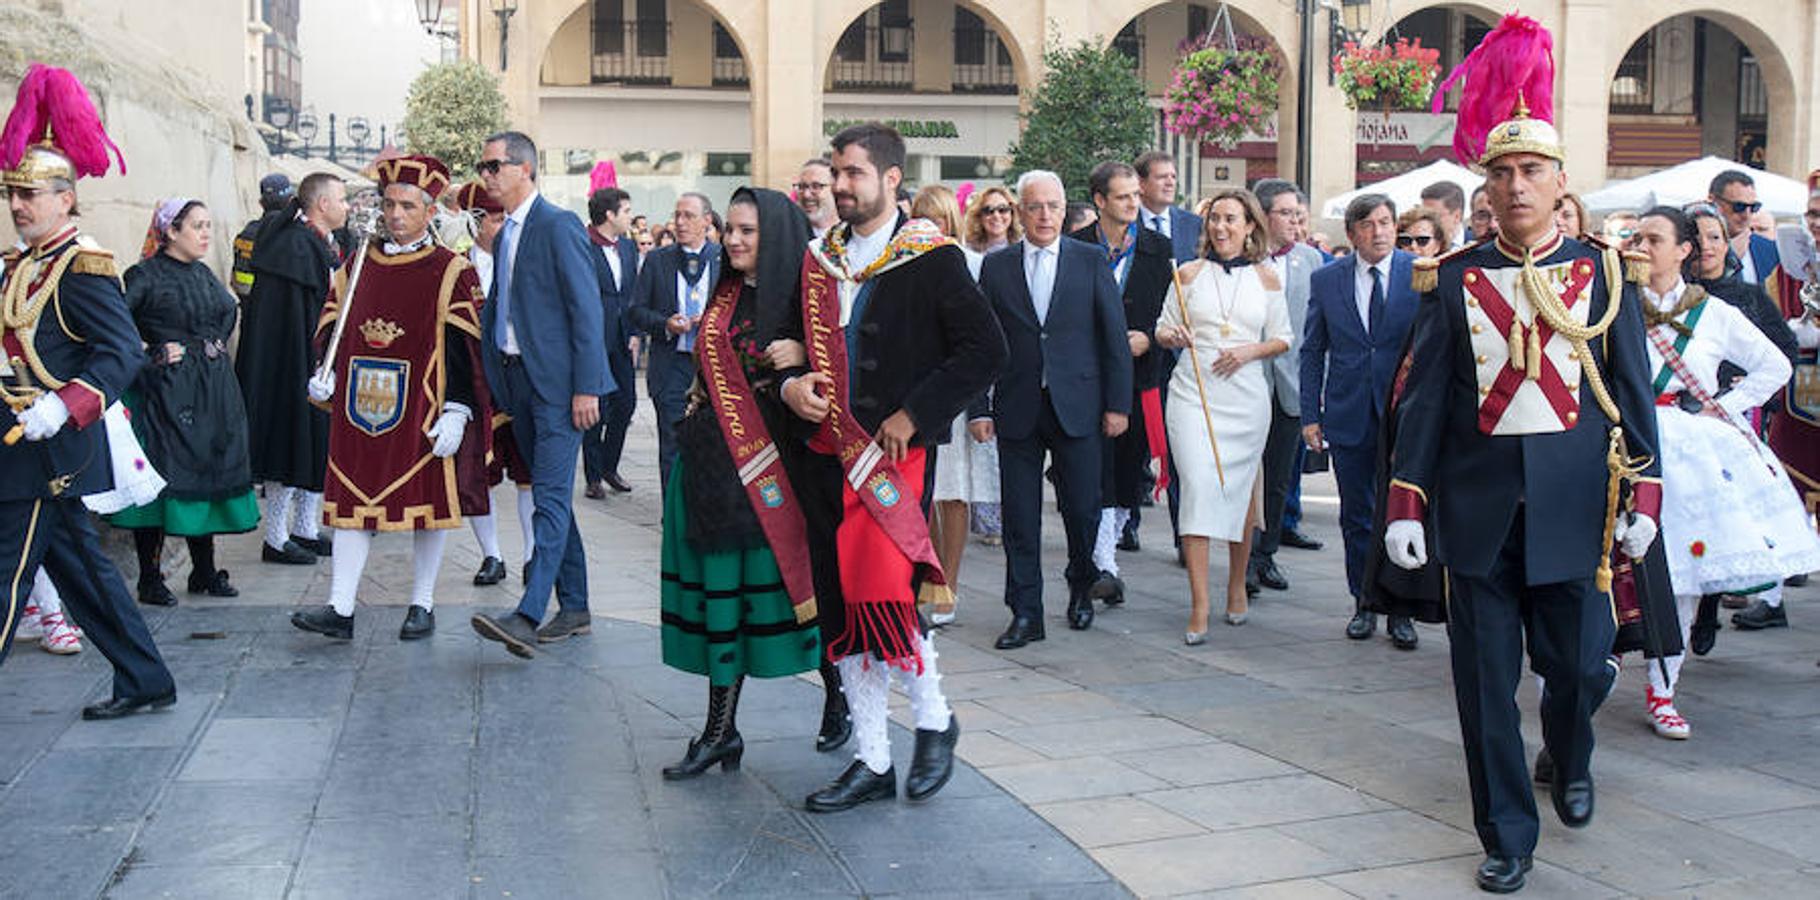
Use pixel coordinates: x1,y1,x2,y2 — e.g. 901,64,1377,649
1479,93,1565,167
358,317,405,349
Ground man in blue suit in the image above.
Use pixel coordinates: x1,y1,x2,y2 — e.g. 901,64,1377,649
1300,194,1420,649
627,192,719,492
1707,170,1780,285
1135,151,1203,264
583,186,639,497
978,170,1133,647
470,131,613,658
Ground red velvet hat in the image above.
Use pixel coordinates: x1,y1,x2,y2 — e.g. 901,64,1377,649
451,180,502,214
373,154,452,200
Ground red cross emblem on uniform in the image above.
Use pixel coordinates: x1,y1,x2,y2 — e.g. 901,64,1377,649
1461,259,1597,435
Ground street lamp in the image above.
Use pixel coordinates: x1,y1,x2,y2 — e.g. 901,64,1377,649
414,0,444,31
296,109,319,154
1325,0,1372,85
347,116,372,148
266,99,294,156
493,0,519,71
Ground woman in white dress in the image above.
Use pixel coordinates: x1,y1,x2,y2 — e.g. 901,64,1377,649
1156,190,1293,641
1630,207,1820,739
916,185,995,625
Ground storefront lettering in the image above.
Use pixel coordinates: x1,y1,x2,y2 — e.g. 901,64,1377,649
823,119,960,139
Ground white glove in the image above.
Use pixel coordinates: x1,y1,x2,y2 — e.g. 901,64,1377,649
18,391,70,442
308,369,335,403
1615,512,1658,559
427,404,471,458
1384,519,1428,571
1790,318,1820,351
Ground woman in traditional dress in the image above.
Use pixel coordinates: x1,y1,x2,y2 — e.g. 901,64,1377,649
1156,190,1292,641
1629,206,1820,738
959,185,1020,546
658,187,828,779
110,199,260,605
916,185,994,626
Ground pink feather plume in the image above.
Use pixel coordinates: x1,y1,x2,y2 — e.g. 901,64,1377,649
1,64,125,178
589,160,618,193
1431,13,1554,166
954,181,976,213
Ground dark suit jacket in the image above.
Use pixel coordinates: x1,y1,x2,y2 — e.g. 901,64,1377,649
1142,206,1203,264
978,237,1134,440
779,221,1007,445
1389,237,1662,584
478,194,612,410
1300,250,1420,448
1069,222,1171,391
627,241,721,394
1744,232,1781,286
590,231,639,361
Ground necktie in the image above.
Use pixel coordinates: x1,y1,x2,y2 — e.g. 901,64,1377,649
1150,213,1166,236
493,217,517,351
1368,266,1385,339
678,250,705,353
1028,246,1055,325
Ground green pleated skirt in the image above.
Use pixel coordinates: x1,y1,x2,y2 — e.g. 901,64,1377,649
660,462,821,686
107,489,261,536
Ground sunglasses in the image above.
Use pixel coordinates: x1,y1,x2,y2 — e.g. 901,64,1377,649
1395,234,1434,248
980,204,1012,216
1724,200,1763,215
476,159,515,176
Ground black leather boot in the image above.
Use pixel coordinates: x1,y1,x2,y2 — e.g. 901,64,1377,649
664,679,744,780
905,714,960,801
816,659,851,753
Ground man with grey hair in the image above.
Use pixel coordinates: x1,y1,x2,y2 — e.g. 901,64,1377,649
793,157,837,237
978,168,1132,645
628,191,719,491
1247,179,1325,598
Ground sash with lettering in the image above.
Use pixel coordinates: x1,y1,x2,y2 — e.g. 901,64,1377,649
801,220,954,671
695,275,818,623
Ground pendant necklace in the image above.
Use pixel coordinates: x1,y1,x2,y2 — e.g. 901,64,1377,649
1208,265,1238,337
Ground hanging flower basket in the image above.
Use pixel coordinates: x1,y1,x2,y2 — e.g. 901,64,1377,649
1333,38,1441,114
1162,35,1282,148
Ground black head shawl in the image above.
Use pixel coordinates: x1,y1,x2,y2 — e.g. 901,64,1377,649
719,186,811,346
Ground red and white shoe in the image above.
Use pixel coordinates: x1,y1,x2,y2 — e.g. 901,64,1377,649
11,604,45,642
38,611,83,655
1646,686,1690,740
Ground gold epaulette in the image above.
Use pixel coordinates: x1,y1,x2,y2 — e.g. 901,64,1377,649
1410,237,1489,294
1621,249,1649,284
68,246,119,280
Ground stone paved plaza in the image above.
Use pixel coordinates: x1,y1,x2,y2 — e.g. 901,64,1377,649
4,415,1819,899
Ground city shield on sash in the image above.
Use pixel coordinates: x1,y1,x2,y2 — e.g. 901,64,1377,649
868,473,900,508
757,476,785,509
1790,358,1820,425
347,356,409,436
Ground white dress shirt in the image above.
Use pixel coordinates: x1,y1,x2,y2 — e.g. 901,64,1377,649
833,220,892,326
497,189,538,355
1644,279,1791,421
1352,252,1393,336
600,235,624,289
1143,206,1172,241
1024,239,1059,325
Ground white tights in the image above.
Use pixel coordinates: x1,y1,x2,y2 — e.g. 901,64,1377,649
326,529,449,616
836,634,954,775
1093,508,1131,575
1647,592,1700,698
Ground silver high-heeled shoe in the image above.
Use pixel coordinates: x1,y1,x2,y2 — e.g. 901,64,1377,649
1225,612,1248,626
1184,630,1207,646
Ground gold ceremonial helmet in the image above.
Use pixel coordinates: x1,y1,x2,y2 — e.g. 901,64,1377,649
1478,94,1564,168
3,138,76,190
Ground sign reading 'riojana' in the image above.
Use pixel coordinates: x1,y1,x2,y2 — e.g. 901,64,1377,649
823,119,960,139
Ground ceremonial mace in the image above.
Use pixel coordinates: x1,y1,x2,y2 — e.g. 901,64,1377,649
1168,260,1226,492
313,206,382,385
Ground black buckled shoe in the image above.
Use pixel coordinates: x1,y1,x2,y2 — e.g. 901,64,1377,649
261,540,316,565
994,616,1045,650
1346,610,1378,640
399,606,435,641
662,731,744,780
1551,776,1594,829
471,609,538,658
473,556,507,586
1388,615,1419,651
290,605,354,640
137,579,177,607
805,760,896,813
1474,854,1532,893
186,569,238,598
291,535,333,557
905,714,960,802
82,690,176,721
1089,571,1125,606
1066,590,1094,630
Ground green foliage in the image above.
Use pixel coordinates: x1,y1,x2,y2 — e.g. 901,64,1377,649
1007,40,1153,203
401,60,509,177
1163,36,1282,149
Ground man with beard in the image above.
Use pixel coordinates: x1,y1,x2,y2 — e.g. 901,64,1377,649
794,157,837,238
1071,160,1168,608
238,171,349,565
779,122,1006,811
289,155,488,641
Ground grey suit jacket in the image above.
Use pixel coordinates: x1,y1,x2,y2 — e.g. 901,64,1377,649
1264,242,1321,416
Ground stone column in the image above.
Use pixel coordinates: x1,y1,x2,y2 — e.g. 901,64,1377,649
912,0,955,93
1556,0,1611,185
754,1,820,188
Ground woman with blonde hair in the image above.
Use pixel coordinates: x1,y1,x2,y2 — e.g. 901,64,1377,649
1158,189,1293,641
914,185,998,625
962,184,1022,254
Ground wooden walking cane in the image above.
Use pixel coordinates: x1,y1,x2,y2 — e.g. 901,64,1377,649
1168,260,1226,492
313,207,381,383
